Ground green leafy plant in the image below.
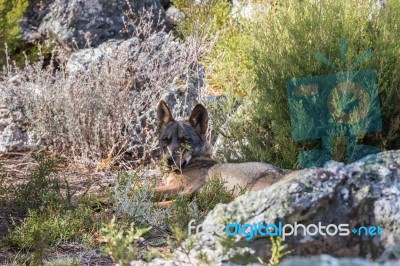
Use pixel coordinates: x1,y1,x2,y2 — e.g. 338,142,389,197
14,152,67,210
166,194,200,238
255,236,291,265
197,175,242,211
209,0,400,168
0,152,109,263
163,143,194,174
3,208,95,249
268,236,291,265
100,216,151,266
173,0,232,38
113,171,169,228
2,206,96,265
0,0,29,66
0,0,50,67
167,176,241,239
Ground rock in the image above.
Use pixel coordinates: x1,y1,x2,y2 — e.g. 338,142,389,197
0,123,24,153
166,6,185,25
137,150,400,264
161,66,206,118
231,0,272,20
66,39,133,72
202,95,227,104
21,0,54,43
231,0,254,19
22,0,164,48
279,254,400,266
0,106,40,153
66,32,178,73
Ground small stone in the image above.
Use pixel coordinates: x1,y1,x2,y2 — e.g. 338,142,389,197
166,6,185,25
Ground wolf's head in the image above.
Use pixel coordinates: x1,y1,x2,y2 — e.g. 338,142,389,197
157,100,210,169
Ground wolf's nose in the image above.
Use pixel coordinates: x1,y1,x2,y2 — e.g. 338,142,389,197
167,157,174,165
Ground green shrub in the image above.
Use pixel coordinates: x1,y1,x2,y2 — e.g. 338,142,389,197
2,207,95,251
166,194,201,237
0,0,29,66
173,0,253,98
113,171,169,228
100,216,151,266
267,236,291,265
0,152,110,264
14,152,67,210
210,0,400,168
196,175,240,210
173,0,232,38
167,176,239,237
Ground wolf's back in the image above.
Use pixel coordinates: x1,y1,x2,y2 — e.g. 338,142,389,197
207,162,291,192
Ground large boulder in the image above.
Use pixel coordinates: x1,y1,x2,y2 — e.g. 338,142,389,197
279,254,400,266
137,254,400,266
65,32,180,73
136,150,400,265
22,0,164,48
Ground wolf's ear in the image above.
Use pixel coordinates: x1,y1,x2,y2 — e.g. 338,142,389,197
157,100,174,132
189,104,208,139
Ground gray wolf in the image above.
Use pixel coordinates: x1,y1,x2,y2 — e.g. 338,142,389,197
155,100,291,207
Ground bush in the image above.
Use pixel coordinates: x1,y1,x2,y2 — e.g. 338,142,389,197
209,0,400,168
2,205,97,264
13,152,66,210
173,0,232,38
100,216,151,266
0,0,29,67
1,152,110,264
173,0,253,98
2,9,209,166
113,171,171,229
0,152,70,211
113,171,239,242
167,176,239,237
2,207,94,250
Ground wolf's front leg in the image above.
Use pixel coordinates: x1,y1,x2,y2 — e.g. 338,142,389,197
155,200,174,208
154,182,183,201
154,187,196,208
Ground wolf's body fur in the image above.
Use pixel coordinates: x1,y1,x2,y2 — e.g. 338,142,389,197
155,100,291,206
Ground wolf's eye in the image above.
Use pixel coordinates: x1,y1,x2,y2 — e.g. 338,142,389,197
179,137,190,143
162,137,170,144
